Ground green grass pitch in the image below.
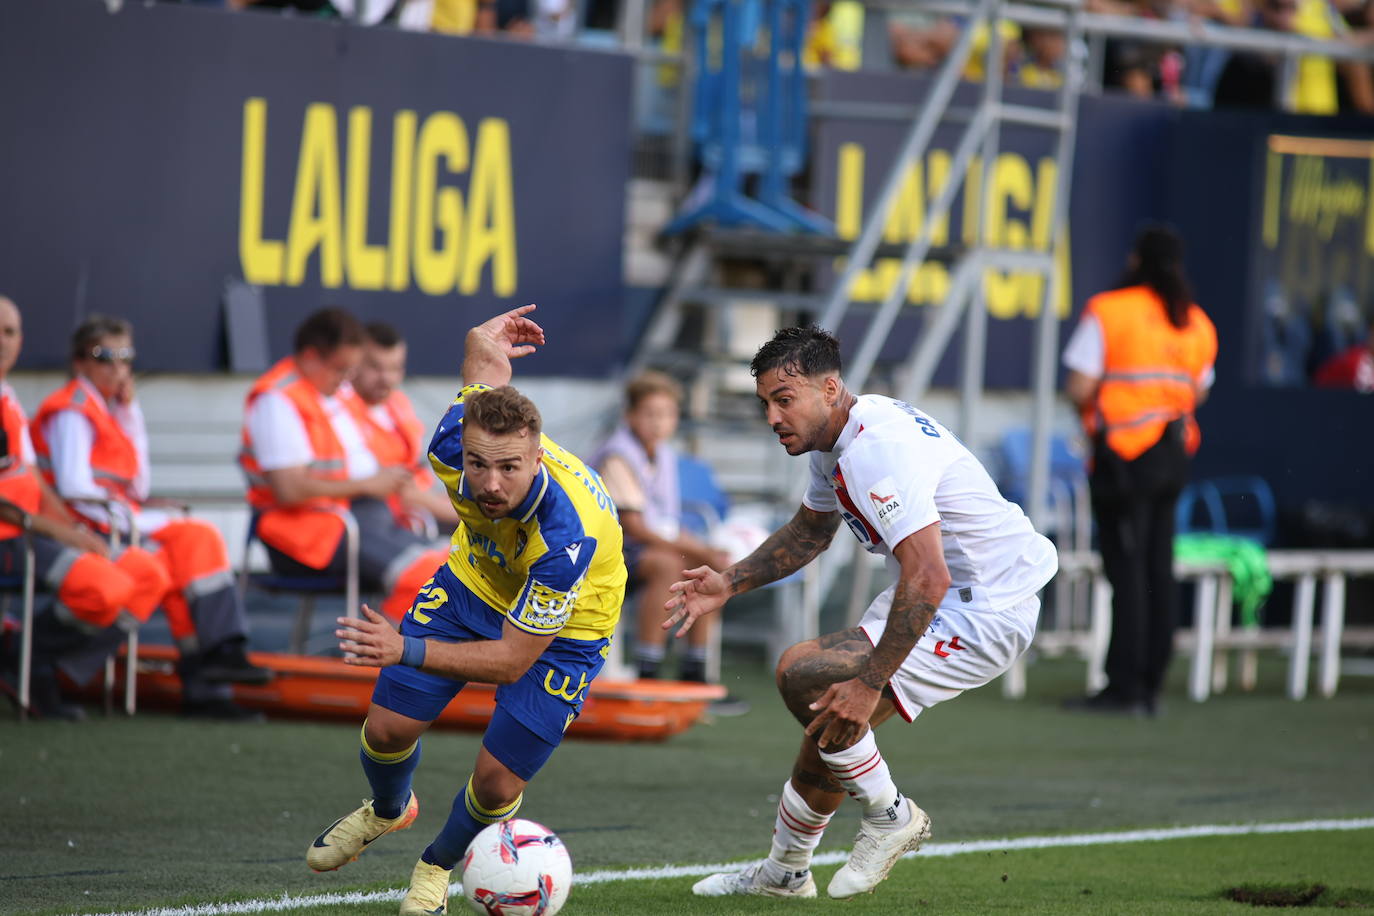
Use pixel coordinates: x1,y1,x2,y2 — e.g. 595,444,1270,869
3,652,1372,915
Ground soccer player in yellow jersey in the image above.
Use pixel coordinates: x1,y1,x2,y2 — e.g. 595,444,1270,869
306,305,626,916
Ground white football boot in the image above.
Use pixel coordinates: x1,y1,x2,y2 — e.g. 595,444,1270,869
827,798,932,899
693,861,817,898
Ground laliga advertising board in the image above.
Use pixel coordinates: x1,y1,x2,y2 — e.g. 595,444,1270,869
0,0,631,378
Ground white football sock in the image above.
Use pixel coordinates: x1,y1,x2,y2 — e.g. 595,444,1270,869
766,780,833,874
818,731,911,826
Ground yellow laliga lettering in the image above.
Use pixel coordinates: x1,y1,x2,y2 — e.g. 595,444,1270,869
885,160,921,247
988,152,1032,244
461,118,518,296
239,98,284,285
962,157,983,248
344,107,386,290
388,110,418,291
413,112,469,295
830,144,1064,313
834,143,879,301
984,153,1032,319
925,149,952,246
285,103,345,287
835,143,864,240
1030,157,1057,252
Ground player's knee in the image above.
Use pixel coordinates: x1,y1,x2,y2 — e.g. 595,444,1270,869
774,643,818,703
363,716,420,754
470,771,523,812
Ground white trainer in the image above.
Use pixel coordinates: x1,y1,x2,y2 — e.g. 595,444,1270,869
693,862,817,898
827,798,932,899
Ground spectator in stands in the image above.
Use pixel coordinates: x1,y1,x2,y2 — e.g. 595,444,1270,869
239,307,448,622
1016,27,1068,88
1061,226,1217,716
591,372,734,685
889,16,958,71
0,297,172,720
1313,319,1374,391
32,314,271,719
1089,0,1187,103
341,322,459,532
1214,0,1374,113
805,0,866,70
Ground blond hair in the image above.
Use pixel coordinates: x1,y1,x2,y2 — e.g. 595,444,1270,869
466,386,542,438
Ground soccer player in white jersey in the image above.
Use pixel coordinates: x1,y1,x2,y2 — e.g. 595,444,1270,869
667,326,1058,900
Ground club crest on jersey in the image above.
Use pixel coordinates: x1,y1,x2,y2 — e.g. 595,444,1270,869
868,477,906,528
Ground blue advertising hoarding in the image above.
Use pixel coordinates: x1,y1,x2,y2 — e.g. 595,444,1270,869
0,0,632,376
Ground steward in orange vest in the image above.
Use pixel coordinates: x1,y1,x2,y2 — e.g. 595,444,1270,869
31,315,270,719
340,322,458,532
1079,285,1217,462
1062,227,1217,717
238,308,447,621
0,300,163,718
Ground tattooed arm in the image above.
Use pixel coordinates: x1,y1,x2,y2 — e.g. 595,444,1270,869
726,505,839,595
805,521,950,750
662,505,840,637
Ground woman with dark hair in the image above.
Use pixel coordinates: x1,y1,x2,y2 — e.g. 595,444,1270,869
1061,226,1218,715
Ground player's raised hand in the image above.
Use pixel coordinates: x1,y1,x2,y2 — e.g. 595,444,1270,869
662,565,730,637
462,304,546,387
336,603,403,667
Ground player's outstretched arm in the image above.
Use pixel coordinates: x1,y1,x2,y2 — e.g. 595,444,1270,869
724,504,839,596
337,604,554,684
663,505,839,637
662,565,730,637
461,303,547,388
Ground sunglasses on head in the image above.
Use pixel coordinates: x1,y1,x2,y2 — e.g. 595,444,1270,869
90,345,136,364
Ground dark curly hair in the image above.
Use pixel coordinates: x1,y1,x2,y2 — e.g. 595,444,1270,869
749,326,843,379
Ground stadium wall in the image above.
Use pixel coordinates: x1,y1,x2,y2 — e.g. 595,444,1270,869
0,0,633,378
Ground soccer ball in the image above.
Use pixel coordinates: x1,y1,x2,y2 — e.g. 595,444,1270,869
460,818,573,916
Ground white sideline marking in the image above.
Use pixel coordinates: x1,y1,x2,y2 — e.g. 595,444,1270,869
89,817,1374,916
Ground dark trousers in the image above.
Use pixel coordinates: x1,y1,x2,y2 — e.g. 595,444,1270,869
263,497,432,591
1090,421,1190,704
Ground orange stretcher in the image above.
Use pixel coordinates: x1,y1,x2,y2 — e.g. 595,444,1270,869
111,646,726,741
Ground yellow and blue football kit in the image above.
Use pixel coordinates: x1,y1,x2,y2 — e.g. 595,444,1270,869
371,383,626,779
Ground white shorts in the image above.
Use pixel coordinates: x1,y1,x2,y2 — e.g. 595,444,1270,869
857,584,1040,722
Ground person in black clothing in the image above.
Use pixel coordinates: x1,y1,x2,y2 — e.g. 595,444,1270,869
1059,228,1219,716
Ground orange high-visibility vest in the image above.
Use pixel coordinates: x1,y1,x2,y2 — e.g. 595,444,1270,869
341,388,428,486
239,357,350,568
1083,286,1218,461
0,386,41,539
31,379,141,511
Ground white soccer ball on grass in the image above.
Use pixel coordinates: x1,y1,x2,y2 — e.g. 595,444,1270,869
460,818,573,916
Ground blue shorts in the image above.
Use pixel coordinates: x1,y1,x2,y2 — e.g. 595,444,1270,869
372,563,609,780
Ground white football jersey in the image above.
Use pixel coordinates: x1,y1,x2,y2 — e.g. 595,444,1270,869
803,395,1057,612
